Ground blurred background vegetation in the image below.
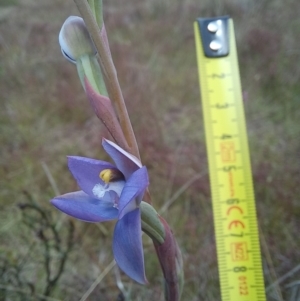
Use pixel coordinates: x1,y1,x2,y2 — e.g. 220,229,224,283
0,0,300,300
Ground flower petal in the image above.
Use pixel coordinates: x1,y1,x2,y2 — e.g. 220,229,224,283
113,208,147,284
68,156,122,200
102,139,142,179
50,190,118,222
118,166,149,219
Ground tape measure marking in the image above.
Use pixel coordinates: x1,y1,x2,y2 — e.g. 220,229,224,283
194,17,266,301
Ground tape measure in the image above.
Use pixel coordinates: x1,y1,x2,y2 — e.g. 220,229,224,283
194,16,266,301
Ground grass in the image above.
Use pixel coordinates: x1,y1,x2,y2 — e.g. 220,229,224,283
1,0,300,300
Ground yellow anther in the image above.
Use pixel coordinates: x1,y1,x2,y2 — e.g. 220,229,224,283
99,169,124,184
100,169,112,184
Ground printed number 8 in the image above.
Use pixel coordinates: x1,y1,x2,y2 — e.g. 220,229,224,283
233,266,247,273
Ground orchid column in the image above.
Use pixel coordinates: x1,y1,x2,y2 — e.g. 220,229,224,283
51,0,184,300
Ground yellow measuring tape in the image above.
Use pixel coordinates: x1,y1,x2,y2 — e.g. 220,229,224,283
194,16,266,301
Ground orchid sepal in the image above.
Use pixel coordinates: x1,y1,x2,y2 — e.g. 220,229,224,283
118,167,149,219
50,190,118,222
113,208,147,284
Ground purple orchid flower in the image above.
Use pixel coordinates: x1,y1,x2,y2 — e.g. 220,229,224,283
50,139,149,284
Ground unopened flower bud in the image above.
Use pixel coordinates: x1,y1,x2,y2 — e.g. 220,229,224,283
59,16,96,63
140,202,165,244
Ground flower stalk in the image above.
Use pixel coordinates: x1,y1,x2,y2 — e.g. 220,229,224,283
154,217,184,300
73,0,140,160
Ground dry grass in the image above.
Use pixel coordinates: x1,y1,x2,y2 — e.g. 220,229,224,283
1,0,300,300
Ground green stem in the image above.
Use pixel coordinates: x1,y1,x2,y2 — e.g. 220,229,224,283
87,0,103,27
74,0,140,160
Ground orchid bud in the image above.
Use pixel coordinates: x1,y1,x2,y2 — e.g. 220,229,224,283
59,16,108,96
140,202,165,244
59,16,96,63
